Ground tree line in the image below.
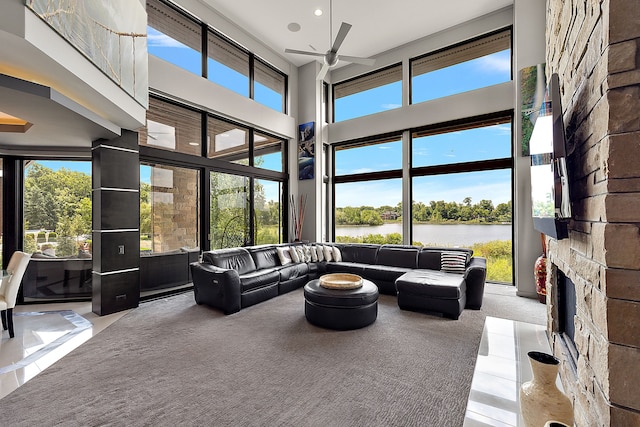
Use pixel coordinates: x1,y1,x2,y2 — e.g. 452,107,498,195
336,198,512,226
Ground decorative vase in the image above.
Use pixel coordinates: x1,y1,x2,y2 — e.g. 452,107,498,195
520,351,573,427
534,253,547,303
535,233,547,304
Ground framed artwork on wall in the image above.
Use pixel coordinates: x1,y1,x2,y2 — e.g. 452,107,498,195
298,122,315,180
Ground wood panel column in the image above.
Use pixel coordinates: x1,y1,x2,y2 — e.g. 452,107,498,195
92,130,140,315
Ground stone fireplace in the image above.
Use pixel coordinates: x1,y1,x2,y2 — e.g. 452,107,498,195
545,1,640,425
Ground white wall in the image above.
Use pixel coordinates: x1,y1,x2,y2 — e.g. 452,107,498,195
513,0,547,297
0,0,146,130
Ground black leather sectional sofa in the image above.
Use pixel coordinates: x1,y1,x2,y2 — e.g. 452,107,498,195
190,243,487,319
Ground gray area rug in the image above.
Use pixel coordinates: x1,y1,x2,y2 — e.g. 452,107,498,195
0,283,544,426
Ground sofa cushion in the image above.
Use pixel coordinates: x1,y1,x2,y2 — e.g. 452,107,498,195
440,251,469,274
376,245,419,269
418,247,473,270
289,246,301,263
309,245,318,262
323,245,334,262
315,245,325,262
276,246,293,265
203,248,256,275
239,269,280,293
364,264,412,283
332,246,342,262
279,263,309,281
338,244,379,265
325,261,366,276
396,270,466,299
247,245,280,270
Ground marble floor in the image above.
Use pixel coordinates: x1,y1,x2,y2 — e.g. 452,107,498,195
464,316,561,427
0,302,129,400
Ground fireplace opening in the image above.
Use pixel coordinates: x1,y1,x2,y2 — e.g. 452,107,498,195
557,270,578,362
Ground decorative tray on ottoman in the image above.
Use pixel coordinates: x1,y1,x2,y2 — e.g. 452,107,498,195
319,273,363,290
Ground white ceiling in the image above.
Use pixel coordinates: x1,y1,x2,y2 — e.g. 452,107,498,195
202,0,513,67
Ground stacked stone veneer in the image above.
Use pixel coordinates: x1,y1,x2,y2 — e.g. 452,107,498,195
150,165,199,252
545,0,640,425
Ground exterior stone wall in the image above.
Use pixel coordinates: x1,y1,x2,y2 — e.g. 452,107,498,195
546,0,640,425
150,165,199,253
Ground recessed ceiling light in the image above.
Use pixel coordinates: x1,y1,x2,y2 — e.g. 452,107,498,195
188,142,199,146
287,22,301,32
314,9,323,16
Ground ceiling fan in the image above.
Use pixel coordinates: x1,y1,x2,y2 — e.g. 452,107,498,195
284,0,375,80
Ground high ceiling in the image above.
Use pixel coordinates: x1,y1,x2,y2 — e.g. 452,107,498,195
203,0,513,67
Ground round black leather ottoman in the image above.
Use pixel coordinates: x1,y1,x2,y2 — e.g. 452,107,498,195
304,278,378,330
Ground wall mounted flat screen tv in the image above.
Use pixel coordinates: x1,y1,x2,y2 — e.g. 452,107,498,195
529,73,571,239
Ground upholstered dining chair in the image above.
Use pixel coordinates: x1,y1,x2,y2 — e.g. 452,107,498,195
0,251,32,338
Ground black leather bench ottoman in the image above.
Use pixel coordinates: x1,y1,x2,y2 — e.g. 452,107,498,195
395,270,466,319
303,279,378,330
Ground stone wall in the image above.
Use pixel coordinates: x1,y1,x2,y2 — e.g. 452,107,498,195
545,0,640,425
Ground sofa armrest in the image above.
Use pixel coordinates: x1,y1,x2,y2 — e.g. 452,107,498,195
464,257,487,310
190,262,241,314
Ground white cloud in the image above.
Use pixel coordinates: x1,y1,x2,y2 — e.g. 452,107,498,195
381,103,401,110
477,55,511,74
147,29,187,48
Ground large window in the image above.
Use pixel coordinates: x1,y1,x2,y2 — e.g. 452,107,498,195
210,172,249,249
22,160,93,301
333,135,403,243
140,97,202,155
207,30,250,97
411,117,513,283
254,131,284,172
140,163,200,254
333,64,402,122
147,0,288,113
147,0,202,76
411,29,511,104
335,136,402,176
254,59,286,113
334,179,403,244
207,116,249,165
254,179,283,245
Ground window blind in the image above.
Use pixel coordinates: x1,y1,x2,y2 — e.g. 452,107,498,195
140,97,201,156
254,59,285,94
411,29,511,77
334,64,402,100
147,0,201,52
208,31,249,77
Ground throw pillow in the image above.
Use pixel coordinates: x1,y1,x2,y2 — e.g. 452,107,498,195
316,245,325,262
276,246,292,266
295,245,311,262
308,245,318,262
440,251,468,274
323,245,334,262
332,246,342,262
289,245,301,263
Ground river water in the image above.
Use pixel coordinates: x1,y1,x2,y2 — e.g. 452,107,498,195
335,223,511,247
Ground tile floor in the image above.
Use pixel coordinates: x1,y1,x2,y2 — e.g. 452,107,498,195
0,302,128,400
463,316,562,427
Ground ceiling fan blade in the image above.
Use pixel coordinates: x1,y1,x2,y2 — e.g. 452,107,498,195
285,48,325,58
317,63,330,81
331,22,352,53
339,55,376,66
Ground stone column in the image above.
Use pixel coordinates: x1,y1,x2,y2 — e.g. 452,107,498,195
546,0,640,425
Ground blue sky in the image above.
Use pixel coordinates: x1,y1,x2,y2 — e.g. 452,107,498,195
41,30,512,209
